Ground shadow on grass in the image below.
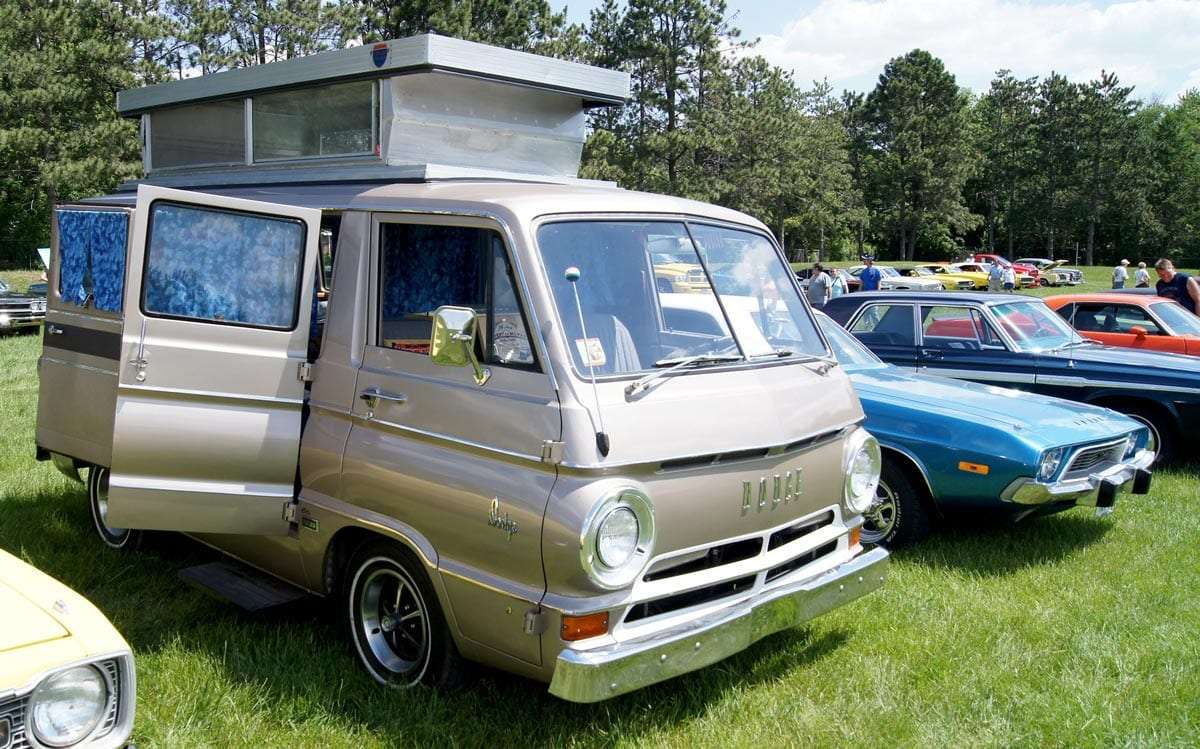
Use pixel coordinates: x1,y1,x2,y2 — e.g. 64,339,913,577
0,479,852,747
900,510,1112,577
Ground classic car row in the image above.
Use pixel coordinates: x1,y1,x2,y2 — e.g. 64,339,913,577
0,278,46,331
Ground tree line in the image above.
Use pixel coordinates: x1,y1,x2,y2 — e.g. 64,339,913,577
2,0,1197,269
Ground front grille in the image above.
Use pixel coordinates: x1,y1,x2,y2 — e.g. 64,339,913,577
0,695,29,749
625,574,757,622
957,280,973,289
768,510,834,551
766,540,838,583
686,269,707,283
643,537,762,581
99,659,121,735
1065,439,1126,476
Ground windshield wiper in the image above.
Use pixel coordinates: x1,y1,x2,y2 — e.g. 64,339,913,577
625,353,743,396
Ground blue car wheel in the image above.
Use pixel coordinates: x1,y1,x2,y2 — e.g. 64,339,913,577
862,460,931,548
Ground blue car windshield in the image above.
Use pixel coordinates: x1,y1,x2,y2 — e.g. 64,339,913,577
991,300,1083,351
1152,301,1200,336
815,313,886,370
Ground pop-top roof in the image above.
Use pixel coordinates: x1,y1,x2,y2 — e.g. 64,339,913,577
117,34,629,115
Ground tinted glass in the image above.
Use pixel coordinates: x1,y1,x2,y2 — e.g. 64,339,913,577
253,80,376,161
1152,301,1200,335
849,304,916,347
991,301,1081,351
151,100,246,168
921,306,980,349
143,203,305,329
376,223,535,367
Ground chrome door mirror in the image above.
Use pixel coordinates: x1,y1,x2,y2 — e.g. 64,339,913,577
430,306,491,386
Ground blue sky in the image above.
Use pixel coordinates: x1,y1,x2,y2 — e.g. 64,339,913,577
564,0,1200,101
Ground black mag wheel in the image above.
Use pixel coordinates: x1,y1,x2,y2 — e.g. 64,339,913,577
345,540,465,690
88,466,143,551
860,459,931,548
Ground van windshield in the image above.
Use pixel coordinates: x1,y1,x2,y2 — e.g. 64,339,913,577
536,220,826,376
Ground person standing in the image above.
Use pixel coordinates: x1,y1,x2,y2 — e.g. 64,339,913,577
1154,258,1200,315
988,262,1004,292
1002,265,1016,291
1134,262,1151,288
859,256,882,292
829,269,848,299
1112,259,1130,289
807,263,831,308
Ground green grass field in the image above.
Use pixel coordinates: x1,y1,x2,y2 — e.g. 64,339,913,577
1,268,1199,748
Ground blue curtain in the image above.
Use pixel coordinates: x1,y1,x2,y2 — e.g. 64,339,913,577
54,210,129,311
380,225,480,319
143,203,303,328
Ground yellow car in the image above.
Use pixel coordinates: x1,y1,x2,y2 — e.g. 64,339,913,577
951,262,1036,288
914,263,989,289
0,548,135,749
901,265,975,290
652,253,711,293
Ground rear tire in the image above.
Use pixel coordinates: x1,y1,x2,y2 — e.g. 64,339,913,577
88,467,144,551
861,459,932,548
1038,278,1050,287
345,540,466,690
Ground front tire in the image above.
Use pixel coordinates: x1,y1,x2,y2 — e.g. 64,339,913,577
861,460,932,548
345,540,465,690
88,467,143,551
1122,407,1174,464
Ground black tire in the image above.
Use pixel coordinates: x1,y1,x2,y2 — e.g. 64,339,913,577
88,467,144,551
345,539,465,690
1121,406,1176,464
1038,277,1050,287
861,459,932,548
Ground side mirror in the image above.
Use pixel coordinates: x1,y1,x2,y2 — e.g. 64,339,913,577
1130,325,1148,340
430,306,491,386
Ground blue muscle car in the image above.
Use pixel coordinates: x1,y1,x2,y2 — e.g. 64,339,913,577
824,291,1200,463
815,313,1155,546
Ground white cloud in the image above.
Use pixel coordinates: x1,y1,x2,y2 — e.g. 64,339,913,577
751,0,1200,99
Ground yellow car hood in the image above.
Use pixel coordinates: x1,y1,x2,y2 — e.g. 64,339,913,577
0,579,69,652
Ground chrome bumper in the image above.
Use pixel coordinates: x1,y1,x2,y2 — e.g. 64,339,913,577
1002,449,1154,506
547,547,889,703
0,313,43,329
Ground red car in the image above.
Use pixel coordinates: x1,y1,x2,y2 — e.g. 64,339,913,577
971,253,1042,286
1045,293,1200,356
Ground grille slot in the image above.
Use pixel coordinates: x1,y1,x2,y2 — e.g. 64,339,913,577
625,574,757,623
768,511,835,551
99,659,121,735
1065,440,1125,476
1,694,29,749
643,537,763,582
766,540,838,583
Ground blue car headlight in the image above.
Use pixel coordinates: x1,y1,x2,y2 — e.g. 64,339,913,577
1038,447,1066,482
1122,432,1138,458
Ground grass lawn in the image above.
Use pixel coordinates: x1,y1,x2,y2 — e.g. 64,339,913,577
1,269,1199,747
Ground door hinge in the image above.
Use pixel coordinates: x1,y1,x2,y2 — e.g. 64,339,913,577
540,440,565,464
282,502,299,524
297,362,313,382
523,607,547,635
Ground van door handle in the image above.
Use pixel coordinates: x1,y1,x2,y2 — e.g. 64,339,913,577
920,349,943,360
360,387,407,409
46,324,64,335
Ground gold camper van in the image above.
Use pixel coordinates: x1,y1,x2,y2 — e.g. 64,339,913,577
35,35,888,702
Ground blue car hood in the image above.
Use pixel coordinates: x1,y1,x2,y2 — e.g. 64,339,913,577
1055,344,1200,386
849,365,1139,445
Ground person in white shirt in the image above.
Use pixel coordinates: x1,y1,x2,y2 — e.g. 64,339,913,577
1112,259,1130,289
1002,266,1016,291
1135,261,1151,288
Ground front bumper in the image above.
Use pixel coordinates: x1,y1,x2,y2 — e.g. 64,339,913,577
547,547,889,702
1002,449,1154,507
0,312,44,329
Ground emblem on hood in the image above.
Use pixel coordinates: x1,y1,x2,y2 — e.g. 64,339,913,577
742,469,802,515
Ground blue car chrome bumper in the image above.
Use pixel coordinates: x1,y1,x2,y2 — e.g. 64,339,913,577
1001,449,1154,507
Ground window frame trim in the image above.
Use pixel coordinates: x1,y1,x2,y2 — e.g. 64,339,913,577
138,199,309,332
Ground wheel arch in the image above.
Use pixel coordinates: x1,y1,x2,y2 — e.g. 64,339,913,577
879,444,940,518
1085,393,1180,432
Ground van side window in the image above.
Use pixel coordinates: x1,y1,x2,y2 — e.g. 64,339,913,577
142,202,306,329
377,223,537,368
850,304,915,347
55,209,130,312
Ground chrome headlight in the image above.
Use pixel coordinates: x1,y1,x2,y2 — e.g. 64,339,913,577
1122,432,1138,458
29,665,108,747
580,488,655,589
843,429,882,515
1038,447,1066,482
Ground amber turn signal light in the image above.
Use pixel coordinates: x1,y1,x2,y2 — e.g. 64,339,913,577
958,461,990,475
561,611,609,641
849,526,862,548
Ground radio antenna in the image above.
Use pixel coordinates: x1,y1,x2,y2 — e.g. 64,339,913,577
564,267,610,457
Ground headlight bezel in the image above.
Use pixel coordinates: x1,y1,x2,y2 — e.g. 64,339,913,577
1038,446,1066,482
28,664,109,748
579,487,655,590
842,429,882,516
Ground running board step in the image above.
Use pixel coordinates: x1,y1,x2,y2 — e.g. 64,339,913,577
179,561,308,612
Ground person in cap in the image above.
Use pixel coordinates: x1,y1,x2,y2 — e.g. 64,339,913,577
1112,259,1129,289
859,255,882,292
1135,261,1151,288
1154,258,1200,315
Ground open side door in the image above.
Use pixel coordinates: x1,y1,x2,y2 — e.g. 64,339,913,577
106,185,321,535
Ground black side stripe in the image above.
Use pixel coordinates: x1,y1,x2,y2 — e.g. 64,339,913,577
43,323,122,360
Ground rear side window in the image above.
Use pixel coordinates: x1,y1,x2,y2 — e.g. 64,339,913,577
377,223,537,369
1071,302,1162,335
55,209,130,312
142,202,306,329
850,304,916,347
